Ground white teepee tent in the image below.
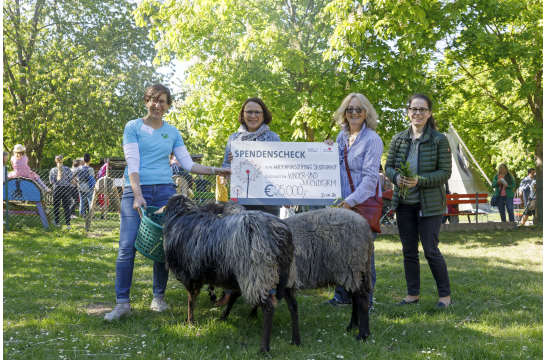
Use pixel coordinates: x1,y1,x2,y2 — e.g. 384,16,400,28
444,125,491,212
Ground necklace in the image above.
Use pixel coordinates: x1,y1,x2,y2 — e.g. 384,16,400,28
349,131,360,143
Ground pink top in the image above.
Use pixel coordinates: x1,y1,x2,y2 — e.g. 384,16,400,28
498,175,507,196
8,155,36,179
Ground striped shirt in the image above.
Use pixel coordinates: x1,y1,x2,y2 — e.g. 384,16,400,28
337,124,383,207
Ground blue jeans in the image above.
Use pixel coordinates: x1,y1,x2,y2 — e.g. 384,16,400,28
78,190,93,216
498,196,515,222
115,184,177,304
333,232,377,306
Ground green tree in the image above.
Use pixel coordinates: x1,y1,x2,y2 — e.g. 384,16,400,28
134,0,429,149
3,0,164,169
433,0,543,221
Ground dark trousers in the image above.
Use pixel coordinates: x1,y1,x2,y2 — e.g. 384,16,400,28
69,186,79,216
396,202,451,297
334,232,377,305
498,196,514,222
53,186,72,225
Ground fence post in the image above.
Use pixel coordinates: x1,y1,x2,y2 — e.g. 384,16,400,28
104,158,110,220
4,167,8,231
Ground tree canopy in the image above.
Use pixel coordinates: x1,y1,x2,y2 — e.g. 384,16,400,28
134,0,433,152
3,0,164,168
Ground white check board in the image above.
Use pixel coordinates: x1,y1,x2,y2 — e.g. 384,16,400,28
230,141,342,205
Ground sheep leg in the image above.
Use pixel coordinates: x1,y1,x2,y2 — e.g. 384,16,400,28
248,305,258,319
258,297,275,353
347,292,359,332
186,289,199,325
355,290,370,341
283,288,301,346
220,291,241,321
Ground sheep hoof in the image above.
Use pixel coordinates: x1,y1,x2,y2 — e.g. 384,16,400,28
356,333,369,341
290,339,301,346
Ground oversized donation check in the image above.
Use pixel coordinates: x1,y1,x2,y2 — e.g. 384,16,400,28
230,141,342,205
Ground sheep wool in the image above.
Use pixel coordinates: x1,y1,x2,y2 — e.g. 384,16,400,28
283,208,373,294
162,195,296,305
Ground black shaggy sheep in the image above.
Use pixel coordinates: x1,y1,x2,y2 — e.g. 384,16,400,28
162,195,300,353
207,203,374,341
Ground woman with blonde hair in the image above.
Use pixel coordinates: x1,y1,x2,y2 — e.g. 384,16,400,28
324,93,383,309
492,163,516,222
49,155,74,229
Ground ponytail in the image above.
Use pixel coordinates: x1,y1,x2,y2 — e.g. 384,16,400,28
55,155,63,181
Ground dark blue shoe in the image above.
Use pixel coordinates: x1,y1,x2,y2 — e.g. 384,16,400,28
397,299,419,305
436,301,451,308
324,298,351,307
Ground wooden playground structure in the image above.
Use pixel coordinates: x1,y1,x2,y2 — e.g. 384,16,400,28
85,159,121,231
3,177,51,229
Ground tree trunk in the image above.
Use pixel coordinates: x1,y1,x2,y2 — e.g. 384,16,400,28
534,139,543,224
303,122,315,142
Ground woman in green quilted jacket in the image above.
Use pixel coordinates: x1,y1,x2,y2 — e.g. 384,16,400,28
385,94,452,308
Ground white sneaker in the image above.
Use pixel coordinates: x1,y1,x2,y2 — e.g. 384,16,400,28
150,298,169,312
52,221,60,227
104,304,131,321
66,226,71,230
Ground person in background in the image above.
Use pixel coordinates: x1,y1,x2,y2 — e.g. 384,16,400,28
444,193,459,224
215,175,228,203
69,159,81,219
324,92,382,310
519,168,536,208
492,163,516,222
77,153,95,217
379,164,393,192
520,180,537,226
8,144,50,191
3,151,8,183
49,155,74,229
385,93,452,308
3,151,6,224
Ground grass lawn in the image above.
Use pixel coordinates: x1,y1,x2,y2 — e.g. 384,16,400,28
3,226,542,359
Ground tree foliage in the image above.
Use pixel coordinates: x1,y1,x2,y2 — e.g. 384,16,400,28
134,0,433,151
3,0,164,169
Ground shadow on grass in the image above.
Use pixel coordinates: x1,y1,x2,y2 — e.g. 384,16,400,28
378,225,543,248
3,227,543,359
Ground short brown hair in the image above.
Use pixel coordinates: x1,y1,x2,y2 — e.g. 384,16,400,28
238,98,273,125
143,84,172,106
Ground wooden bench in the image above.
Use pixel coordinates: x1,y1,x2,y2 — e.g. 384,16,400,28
445,193,488,223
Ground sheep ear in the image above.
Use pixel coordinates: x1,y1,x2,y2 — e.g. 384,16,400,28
154,206,167,214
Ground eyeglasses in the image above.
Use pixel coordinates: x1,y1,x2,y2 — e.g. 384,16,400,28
408,108,429,114
345,107,364,114
244,110,263,117
148,99,168,107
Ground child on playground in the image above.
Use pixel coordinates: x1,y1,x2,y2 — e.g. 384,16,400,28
8,144,50,191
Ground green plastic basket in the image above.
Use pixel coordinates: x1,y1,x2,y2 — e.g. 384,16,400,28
135,206,166,263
